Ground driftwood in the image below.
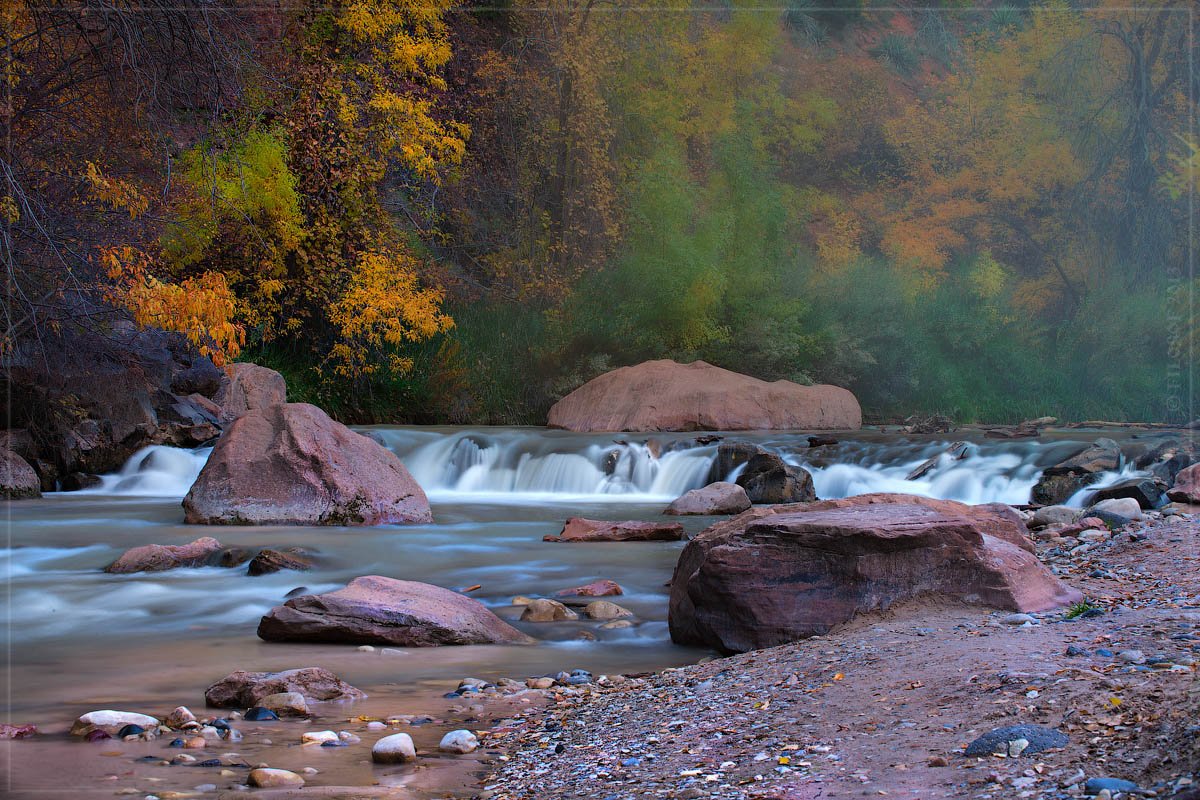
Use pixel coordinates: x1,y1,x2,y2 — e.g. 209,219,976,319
905,441,969,480
984,416,1057,439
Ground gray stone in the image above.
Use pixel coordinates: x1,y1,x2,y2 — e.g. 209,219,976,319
963,724,1067,757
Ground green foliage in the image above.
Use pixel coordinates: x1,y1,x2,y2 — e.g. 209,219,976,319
1064,600,1097,619
871,33,921,77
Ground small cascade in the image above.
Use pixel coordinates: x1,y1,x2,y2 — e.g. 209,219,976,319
83,445,211,497
80,427,1152,507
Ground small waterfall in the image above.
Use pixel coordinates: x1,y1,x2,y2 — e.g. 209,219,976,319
81,445,211,496
79,427,1152,507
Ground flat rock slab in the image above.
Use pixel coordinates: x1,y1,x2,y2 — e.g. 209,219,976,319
547,359,860,432
963,724,1068,757
669,493,1080,653
545,518,685,542
104,537,223,573
205,667,365,708
257,576,534,646
183,403,431,526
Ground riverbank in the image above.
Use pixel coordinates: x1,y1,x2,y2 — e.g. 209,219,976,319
480,515,1200,800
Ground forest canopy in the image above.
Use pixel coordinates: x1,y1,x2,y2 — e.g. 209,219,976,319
3,0,1197,424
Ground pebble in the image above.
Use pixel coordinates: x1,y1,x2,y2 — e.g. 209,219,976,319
439,729,480,753
243,707,279,722
300,730,339,744
1066,645,1089,657
248,768,305,788
367,721,387,731
1096,648,1115,658
599,619,634,630
70,710,159,736
163,707,196,728
357,645,375,652
583,600,633,620
338,731,361,743
1002,613,1035,625
526,677,555,690
1118,650,1147,665
520,598,578,622
371,732,417,763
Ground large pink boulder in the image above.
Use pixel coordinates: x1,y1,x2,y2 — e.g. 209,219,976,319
213,362,287,421
105,537,223,573
544,518,686,542
1168,462,1200,503
183,403,431,526
547,360,861,432
257,576,534,646
669,493,1080,653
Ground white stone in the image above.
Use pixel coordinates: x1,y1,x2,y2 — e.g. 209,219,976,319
301,730,339,744
70,710,159,736
338,731,361,743
1092,497,1143,520
438,729,479,754
367,721,387,731
1030,505,1077,528
371,732,417,763
248,768,304,788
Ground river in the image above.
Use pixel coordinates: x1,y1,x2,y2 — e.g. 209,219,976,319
0,426,1152,797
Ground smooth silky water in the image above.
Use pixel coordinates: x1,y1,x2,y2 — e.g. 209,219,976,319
0,426,1152,797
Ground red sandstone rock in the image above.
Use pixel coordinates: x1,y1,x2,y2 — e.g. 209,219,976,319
257,576,534,646
665,482,752,515
1168,462,1200,503
669,494,1079,653
104,537,223,573
547,359,861,432
213,362,287,421
553,580,624,597
544,518,686,542
183,403,431,526
205,667,365,708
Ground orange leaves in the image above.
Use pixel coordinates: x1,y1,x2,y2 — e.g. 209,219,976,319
84,162,149,220
100,246,244,366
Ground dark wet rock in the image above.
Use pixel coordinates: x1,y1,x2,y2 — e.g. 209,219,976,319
60,471,101,492
183,403,431,526
1089,478,1164,510
1032,438,1122,505
1066,645,1089,656
708,441,768,483
670,494,1078,653
257,576,534,646
170,356,222,397
210,547,253,568
204,667,366,708
84,729,111,742
247,548,313,575
0,449,41,499
1088,509,1135,529
284,586,310,598
962,724,1068,757
1084,777,1142,796
735,452,816,504
544,518,685,542
664,482,752,516
104,537,224,573
117,724,145,738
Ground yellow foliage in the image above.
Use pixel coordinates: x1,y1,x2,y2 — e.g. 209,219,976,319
326,248,454,378
100,246,244,366
84,162,149,220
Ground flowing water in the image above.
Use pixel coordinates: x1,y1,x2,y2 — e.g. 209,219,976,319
0,426,1158,796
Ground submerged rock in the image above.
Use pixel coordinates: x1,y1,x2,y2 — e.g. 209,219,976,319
183,403,432,526
248,768,304,788
205,667,365,708
257,576,534,646
544,518,685,542
553,579,624,597
669,493,1079,653
664,482,752,515
1031,438,1122,505
247,548,313,575
0,724,37,739
547,359,861,432
104,537,223,573
583,601,633,620
520,598,578,622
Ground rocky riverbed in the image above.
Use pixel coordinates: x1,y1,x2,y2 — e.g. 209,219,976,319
479,515,1200,800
